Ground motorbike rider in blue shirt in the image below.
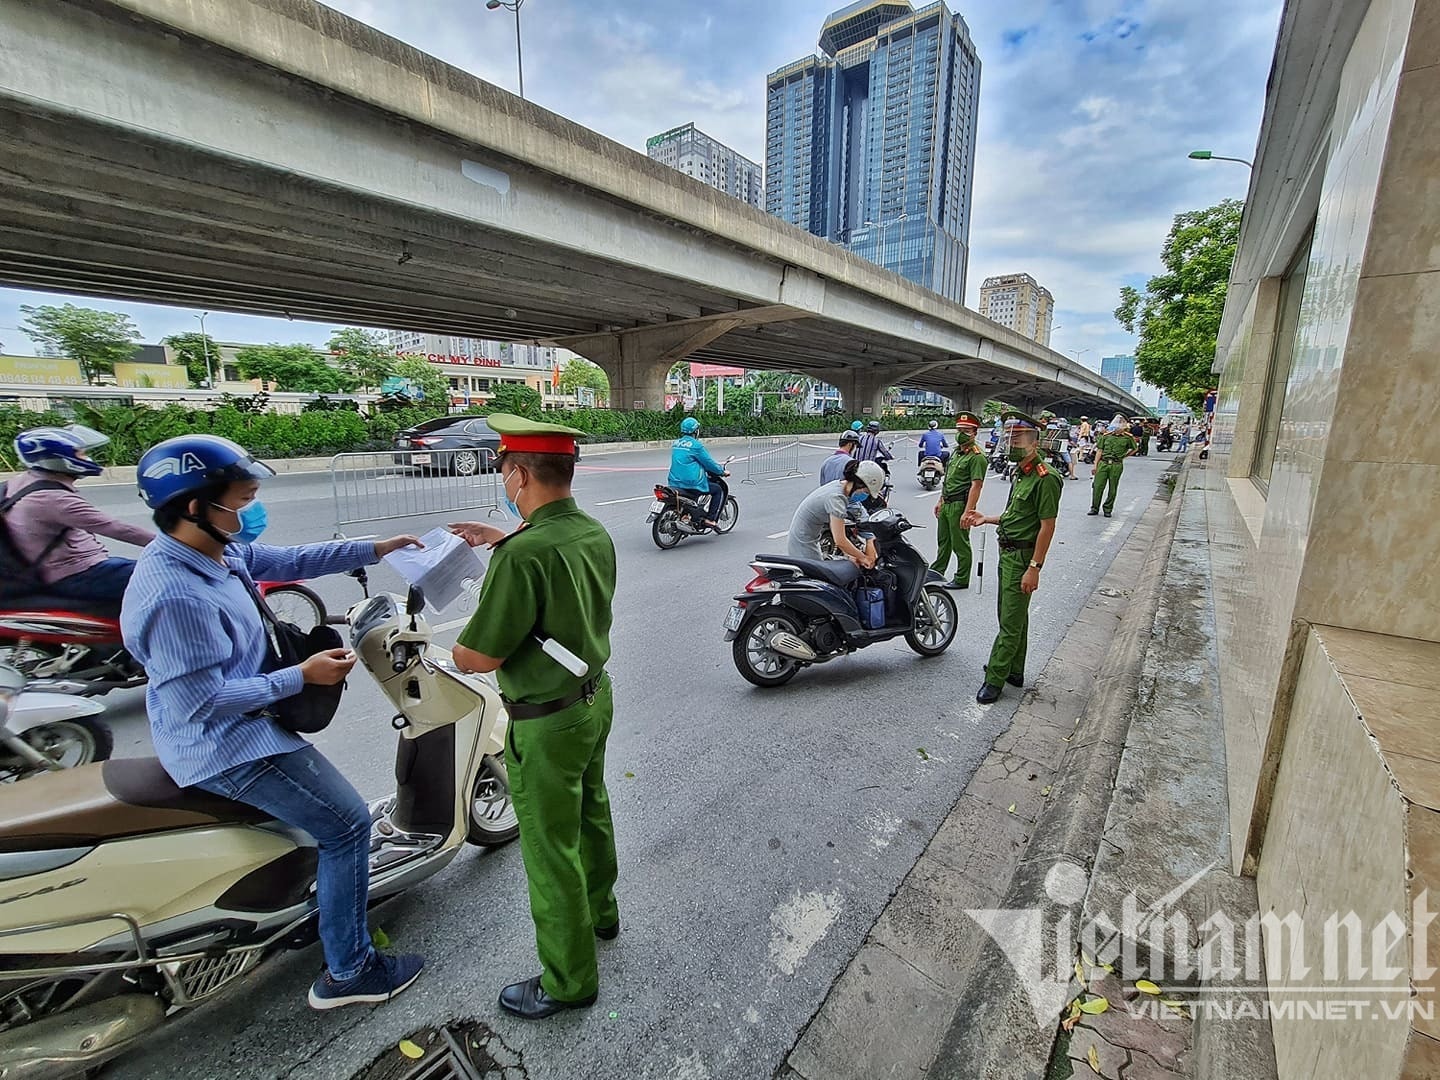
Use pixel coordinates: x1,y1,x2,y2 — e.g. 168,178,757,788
667,417,728,529
917,420,950,467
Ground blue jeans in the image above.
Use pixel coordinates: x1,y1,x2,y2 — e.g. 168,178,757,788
705,480,725,522
196,746,373,981
47,557,136,605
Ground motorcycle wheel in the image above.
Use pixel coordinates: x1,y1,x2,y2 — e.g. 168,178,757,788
905,586,959,657
261,583,327,631
651,509,684,550
3,717,114,782
467,754,520,846
714,497,740,535
733,611,803,688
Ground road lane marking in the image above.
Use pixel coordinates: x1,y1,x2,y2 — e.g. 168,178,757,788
767,530,789,539
595,495,657,505
431,616,471,634
769,891,842,976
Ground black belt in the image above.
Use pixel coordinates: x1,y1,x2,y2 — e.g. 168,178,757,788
996,537,1035,552
942,493,967,504
504,674,605,720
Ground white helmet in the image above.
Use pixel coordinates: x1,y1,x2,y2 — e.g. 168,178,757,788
853,460,887,493
928,420,938,429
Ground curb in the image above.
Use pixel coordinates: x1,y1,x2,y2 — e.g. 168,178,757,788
0,431,926,488
779,464,1183,1080
927,463,1187,1079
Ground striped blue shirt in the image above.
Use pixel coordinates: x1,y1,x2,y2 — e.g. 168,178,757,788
120,533,378,787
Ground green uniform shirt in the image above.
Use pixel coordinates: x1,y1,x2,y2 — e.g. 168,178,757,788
941,446,988,501
1096,432,1137,463
997,460,1063,545
457,497,616,704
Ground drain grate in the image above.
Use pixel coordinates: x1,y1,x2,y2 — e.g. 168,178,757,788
352,1019,527,1080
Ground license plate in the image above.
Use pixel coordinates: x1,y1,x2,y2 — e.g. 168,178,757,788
723,603,745,632
650,500,665,513
412,453,432,464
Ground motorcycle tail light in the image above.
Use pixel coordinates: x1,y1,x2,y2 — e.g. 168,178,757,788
654,485,667,497
744,574,778,593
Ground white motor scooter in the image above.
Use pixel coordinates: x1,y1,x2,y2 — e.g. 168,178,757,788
0,587,517,1079
0,666,112,782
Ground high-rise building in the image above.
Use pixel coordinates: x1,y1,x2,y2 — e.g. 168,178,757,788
978,273,1054,346
1100,355,1137,393
647,123,763,209
385,331,558,370
765,1,981,302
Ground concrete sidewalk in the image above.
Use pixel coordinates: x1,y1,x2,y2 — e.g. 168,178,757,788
783,461,1276,1080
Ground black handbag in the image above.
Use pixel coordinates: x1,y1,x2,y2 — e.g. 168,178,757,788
243,578,346,734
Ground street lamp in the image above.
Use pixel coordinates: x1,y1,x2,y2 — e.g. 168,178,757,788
486,0,526,100
195,311,216,389
1188,149,1253,169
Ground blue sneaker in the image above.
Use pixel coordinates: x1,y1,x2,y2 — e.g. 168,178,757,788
307,950,424,1010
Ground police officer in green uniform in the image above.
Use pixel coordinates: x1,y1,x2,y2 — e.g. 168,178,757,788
1089,415,1139,518
963,412,1062,704
931,411,987,589
449,414,619,1021
1132,416,1151,456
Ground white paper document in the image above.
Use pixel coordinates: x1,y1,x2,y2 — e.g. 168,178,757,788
381,527,486,612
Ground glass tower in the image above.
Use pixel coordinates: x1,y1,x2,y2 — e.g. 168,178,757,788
765,1,981,302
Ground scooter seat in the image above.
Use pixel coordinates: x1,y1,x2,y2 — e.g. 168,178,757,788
1,594,120,618
754,554,862,589
0,758,271,853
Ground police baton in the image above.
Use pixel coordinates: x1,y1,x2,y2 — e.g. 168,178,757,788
976,527,986,595
537,637,589,677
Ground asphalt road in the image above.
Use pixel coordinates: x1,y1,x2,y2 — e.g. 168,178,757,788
66,439,1176,1080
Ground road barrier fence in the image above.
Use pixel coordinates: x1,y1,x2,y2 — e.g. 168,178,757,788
330,448,502,535
742,437,804,484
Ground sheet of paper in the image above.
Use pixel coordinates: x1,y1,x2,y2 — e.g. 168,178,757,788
381,527,486,612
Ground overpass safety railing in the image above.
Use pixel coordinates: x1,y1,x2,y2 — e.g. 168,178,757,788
741,437,804,485
330,449,503,536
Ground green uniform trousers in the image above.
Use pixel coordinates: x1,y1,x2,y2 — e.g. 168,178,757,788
1139,435,1150,455
1092,462,1124,513
984,548,1035,688
505,677,619,1002
930,501,973,584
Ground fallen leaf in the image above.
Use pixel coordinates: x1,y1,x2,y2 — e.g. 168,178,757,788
917,747,930,760
1061,998,1083,1031
1074,959,1087,987
608,1011,619,1019
1160,999,1189,1015
1007,803,1017,814
371,927,391,949
1081,951,1095,967
1041,785,1052,796
624,771,635,778
398,1040,425,1060
1078,996,1110,1014
1135,979,1161,995
1087,1044,1101,1072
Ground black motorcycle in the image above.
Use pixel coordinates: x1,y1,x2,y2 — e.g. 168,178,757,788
723,509,958,687
648,464,739,550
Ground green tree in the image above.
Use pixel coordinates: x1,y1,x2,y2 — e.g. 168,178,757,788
19,303,140,383
162,331,221,388
328,327,397,391
392,356,449,404
235,343,353,393
559,357,609,397
1115,198,1243,409
489,382,542,418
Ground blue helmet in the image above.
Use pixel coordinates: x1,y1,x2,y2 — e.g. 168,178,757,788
851,421,864,431
15,425,109,478
136,435,275,510
680,417,700,435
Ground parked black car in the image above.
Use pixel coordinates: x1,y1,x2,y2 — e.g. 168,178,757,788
393,416,500,475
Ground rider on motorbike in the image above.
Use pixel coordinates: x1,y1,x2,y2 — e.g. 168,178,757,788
120,434,426,1011
667,417,728,529
2,425,154,609
917,420,950,467
819,430,861,485
786,459,885,566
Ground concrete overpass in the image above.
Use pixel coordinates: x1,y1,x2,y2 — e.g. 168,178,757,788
0,0,1145,418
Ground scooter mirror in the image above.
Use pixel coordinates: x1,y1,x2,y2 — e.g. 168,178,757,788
406,586,425,617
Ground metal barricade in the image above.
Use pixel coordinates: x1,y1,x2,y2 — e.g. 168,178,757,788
330,448,502,535
742,436,804,484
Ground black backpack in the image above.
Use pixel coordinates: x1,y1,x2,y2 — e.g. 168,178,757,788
0,480,70,599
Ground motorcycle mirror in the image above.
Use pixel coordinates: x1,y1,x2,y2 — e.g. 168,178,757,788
406,585,425,619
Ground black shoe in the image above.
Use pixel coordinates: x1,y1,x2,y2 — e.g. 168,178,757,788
498,975,596,1020
595,921,620,941
946,579,969,590
1104,510,1112,517
1006,673,1025,688
1087,508,1099,516
976,683,1002,704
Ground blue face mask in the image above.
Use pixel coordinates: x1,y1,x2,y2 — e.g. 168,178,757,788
850,491,870,504
501,469,525,520
215,499,268,544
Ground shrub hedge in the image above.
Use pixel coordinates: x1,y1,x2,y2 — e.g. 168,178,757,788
0,400,941,468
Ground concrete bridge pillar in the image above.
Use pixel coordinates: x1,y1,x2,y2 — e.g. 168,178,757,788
819,369,891,418
949,383,1023,415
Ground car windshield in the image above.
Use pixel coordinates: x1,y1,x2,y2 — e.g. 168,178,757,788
409,416,463,434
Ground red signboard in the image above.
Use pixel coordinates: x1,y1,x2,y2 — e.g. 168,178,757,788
689,363,746,378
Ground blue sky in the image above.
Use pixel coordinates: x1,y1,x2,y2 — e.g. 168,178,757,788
0,0,1281,372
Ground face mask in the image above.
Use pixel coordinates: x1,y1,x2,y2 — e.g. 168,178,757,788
214,499,268,544
1007,445,1031,463
501,468,525,520
956,431,975,447
850,490,869,504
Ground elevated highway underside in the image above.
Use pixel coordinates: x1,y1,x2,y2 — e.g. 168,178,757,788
0,0,1144,417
